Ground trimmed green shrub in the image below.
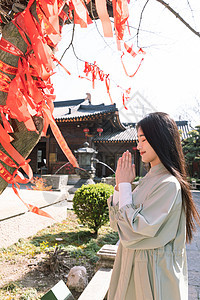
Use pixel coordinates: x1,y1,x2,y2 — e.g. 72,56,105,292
73,183,114,234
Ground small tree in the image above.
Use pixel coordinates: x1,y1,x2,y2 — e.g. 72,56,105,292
182,125,200,178
73,183,114,235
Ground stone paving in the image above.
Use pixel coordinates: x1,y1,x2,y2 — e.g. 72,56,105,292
188,191,200,300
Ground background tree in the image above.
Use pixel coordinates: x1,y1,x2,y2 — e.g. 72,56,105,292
182,125,200,178
176,98,200,127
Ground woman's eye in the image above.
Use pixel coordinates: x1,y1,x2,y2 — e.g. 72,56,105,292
137,137,146,144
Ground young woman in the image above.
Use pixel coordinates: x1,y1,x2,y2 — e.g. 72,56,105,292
107,112,199,300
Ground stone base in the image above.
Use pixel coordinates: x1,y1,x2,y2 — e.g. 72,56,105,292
95,244,118,271
68,178,95,194
42,175,69,190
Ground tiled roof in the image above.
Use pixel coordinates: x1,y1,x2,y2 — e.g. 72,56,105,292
93,121,191,142
53,100,191,141
54,99,85,107
93,127,137,142
176,121,191,140
53,99,117,120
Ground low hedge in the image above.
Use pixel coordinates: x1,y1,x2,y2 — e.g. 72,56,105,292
73,183,114,234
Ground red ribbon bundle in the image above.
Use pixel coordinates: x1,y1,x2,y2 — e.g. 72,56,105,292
0,0,81,218
80,61,114,104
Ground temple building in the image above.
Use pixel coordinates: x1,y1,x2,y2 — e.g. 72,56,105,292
28,98,191,177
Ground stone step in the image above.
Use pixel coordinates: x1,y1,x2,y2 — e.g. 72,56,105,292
67,193,75,202
78,268,113,300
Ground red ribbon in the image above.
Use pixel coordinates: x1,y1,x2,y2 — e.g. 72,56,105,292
0,107,13,134
95,0,113,37
112,0,129,50
121,44,145,78
53,56,71,75
0,72,11,92
0,38,24,56
81,61,114,104
122,87,131,109
121,53,144,78
0,161,53,219
71,0,92,28
124,42,137,58
36,0,61,47
0,60,18,75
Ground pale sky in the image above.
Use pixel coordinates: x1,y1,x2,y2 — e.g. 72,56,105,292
52,0,200,126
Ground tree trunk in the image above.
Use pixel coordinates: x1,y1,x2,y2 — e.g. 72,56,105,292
0,20,44,194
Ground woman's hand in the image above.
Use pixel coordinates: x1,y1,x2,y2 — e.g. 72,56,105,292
115,150,135,191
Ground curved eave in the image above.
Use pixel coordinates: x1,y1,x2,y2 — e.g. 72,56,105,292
111,111,126,130
55,111,115,123
94,140,135,143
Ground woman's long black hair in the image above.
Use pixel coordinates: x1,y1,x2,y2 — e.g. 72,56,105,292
137,112,199,243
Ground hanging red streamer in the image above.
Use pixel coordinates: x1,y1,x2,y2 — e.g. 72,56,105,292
112,0,129,50
95,0,113,37
121,53,144,78
80,61,114,104
121,43,146,78
0,151,53,219
122,87,131,110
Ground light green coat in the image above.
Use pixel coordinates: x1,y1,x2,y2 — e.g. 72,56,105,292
107,163,188,300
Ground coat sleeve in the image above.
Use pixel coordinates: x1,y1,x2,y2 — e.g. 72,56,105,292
108,179,182,248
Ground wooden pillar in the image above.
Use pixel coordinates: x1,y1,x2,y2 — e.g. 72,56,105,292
102,154,106,177
46,135,50,173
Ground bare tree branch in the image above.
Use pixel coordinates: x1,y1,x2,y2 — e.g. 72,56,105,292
155,0,200,38
71,43,85,63
137,0,150,48
59,24,76,62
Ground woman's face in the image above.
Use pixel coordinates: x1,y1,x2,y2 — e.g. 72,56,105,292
137,127,161,167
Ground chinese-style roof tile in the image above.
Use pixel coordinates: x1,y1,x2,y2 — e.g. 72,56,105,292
93,127,137,142
54,99,86,107
176,120,191,140
53,99,118,121
93,120,191,143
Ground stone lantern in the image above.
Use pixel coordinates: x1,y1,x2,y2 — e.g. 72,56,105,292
75,142,97,179
68,142,98,194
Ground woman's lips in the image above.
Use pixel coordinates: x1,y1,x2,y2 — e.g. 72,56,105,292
140,151,145,156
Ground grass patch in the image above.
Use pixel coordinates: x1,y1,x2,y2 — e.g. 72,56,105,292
0,210,118,299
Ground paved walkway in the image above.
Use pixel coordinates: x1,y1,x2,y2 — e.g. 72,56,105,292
188,191,200,299
0,185,69,248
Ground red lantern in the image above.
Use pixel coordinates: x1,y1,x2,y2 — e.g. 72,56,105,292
83,128,89,136
97,127,103,136
132,147,137,151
